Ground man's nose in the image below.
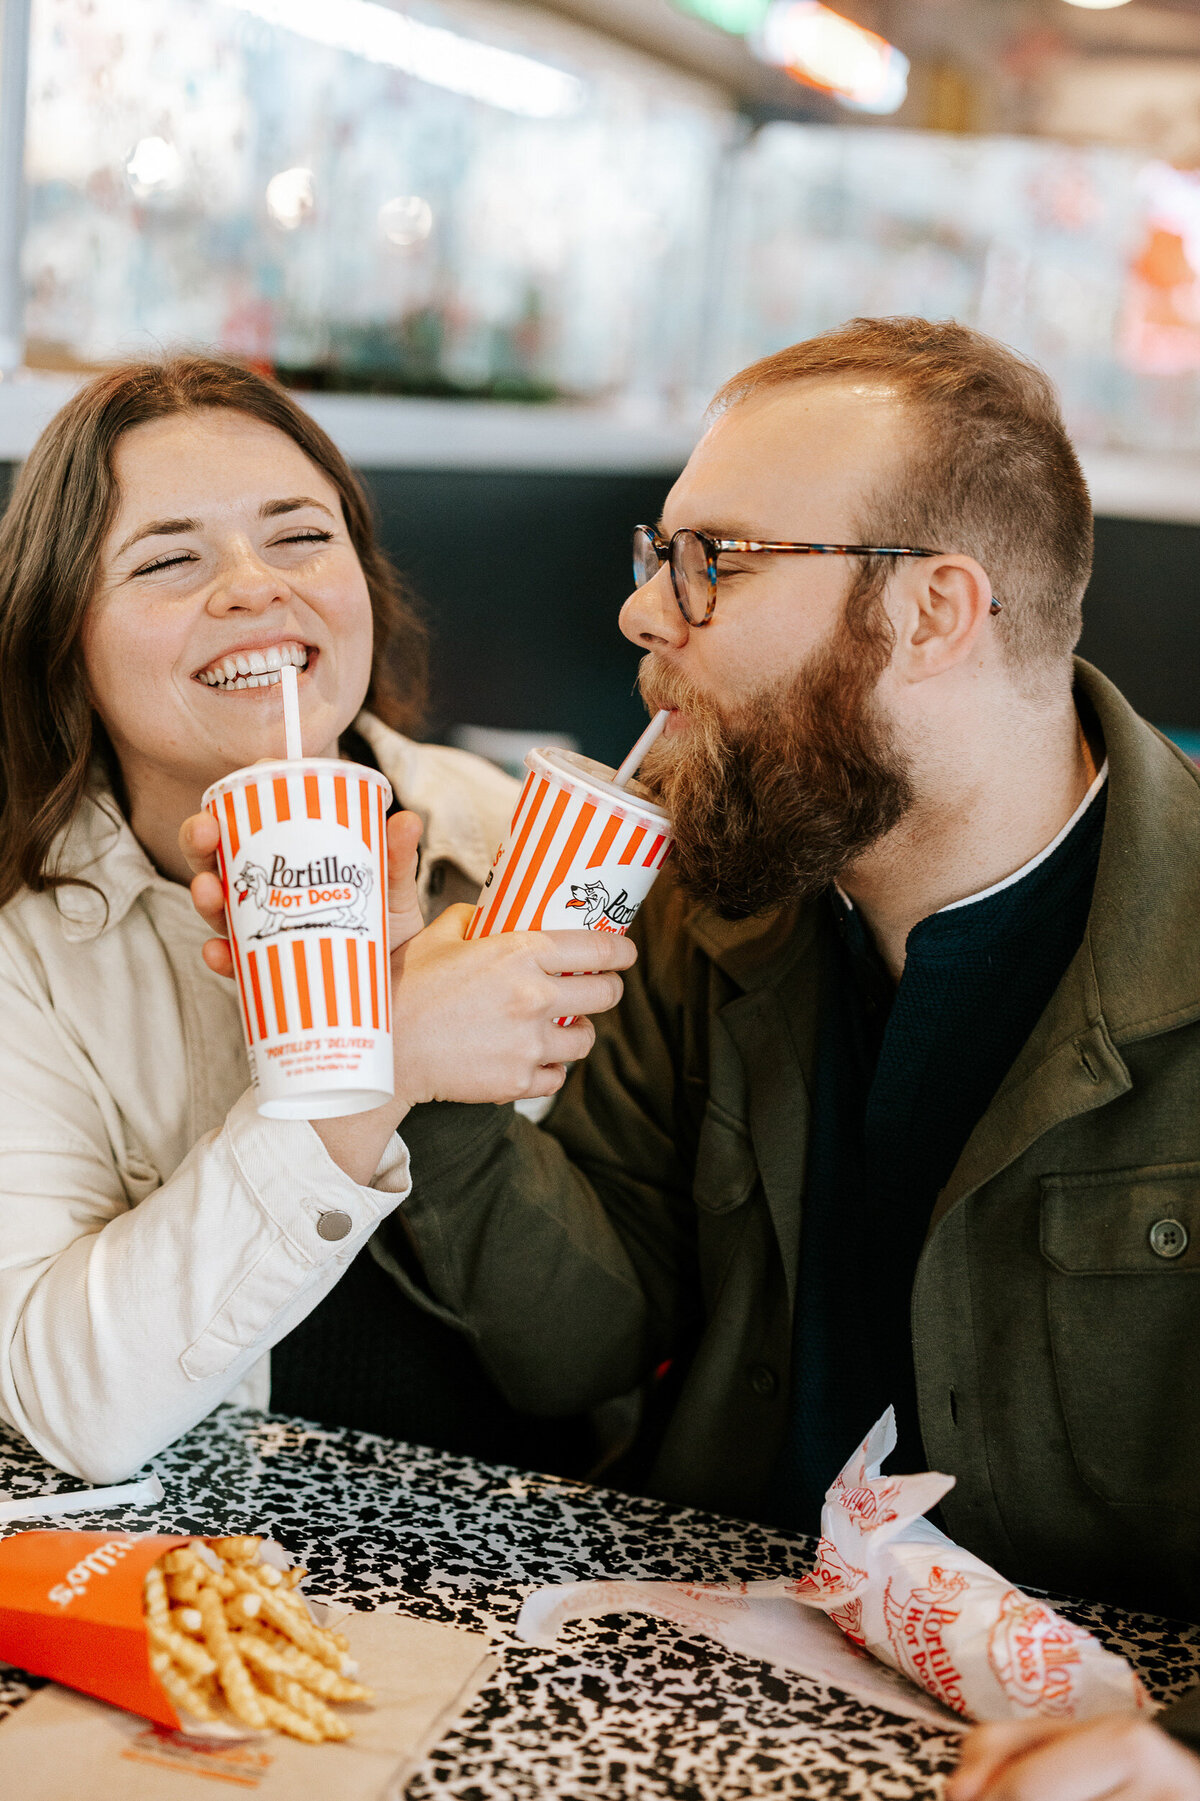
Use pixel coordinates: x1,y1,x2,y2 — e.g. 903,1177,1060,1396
619,565,689,650
207,544,289,614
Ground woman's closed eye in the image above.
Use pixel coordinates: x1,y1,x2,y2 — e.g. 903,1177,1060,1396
131,549,199,578
131,528,334,580
267,527,334,558
278,528,333,545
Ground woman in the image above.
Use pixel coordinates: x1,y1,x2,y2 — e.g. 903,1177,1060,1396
0,355,631,1482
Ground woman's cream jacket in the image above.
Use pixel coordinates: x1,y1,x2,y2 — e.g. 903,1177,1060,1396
0,715,517,1482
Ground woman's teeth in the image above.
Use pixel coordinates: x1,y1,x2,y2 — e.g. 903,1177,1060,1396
198,644,310,690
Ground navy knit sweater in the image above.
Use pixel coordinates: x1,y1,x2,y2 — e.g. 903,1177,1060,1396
768,773,1108,1530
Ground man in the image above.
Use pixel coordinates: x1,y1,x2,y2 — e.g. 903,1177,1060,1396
185,318,1200,1794
384,319,1200,1794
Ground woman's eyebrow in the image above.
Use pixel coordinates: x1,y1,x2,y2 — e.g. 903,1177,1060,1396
116,497,336,559
116,516,197,557
260,497,336,520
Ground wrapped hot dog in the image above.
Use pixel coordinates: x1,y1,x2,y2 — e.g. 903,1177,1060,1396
788,1408,1150,1723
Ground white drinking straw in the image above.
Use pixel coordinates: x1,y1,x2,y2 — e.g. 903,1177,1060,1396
613,709,670,788
0,1471,164,1524
281,661,303,760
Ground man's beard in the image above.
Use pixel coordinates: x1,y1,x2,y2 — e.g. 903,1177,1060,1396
636,598,914,921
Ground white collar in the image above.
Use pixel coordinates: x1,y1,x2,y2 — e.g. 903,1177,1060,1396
937,759,1108,914
836,759,1110,919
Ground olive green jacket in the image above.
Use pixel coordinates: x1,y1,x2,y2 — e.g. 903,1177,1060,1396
394,661,1200,1648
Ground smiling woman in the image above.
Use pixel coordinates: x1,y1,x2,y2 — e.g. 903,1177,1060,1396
0,358,426,908
0,356,633,1484
81,405,385,883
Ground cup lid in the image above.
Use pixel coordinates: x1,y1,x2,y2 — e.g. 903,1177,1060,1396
202,757,392,809
527,747,670,827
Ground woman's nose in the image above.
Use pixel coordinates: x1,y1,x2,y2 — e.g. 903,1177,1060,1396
207,546,289,613
619,565,689,651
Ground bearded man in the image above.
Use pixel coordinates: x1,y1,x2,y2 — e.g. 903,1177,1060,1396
183,316,1200,1793
388,316,1200,1792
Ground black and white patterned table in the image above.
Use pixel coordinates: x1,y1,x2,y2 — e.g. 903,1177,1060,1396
1,1407,1198,1798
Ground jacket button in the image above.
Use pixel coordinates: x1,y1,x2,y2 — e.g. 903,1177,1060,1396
1149,1218,1188,1260
748,1364,777,1397
317,1210,353,1242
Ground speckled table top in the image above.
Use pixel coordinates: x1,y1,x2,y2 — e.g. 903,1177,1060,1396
0,1407,1197,1798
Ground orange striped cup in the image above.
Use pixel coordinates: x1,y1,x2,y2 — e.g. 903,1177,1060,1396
202,758,392,1119
466,748,672,1025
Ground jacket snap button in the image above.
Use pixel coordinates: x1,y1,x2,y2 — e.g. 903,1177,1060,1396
317,1210,353,1242
1149,1218,1188,1260
748,1364,777,1397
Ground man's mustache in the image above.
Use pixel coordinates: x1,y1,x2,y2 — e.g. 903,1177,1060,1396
636,657,721,725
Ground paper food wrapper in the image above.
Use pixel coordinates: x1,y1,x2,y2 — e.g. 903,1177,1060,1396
0,1530,194,1728
789,1408,1149,1724
518,1575,965,1732
518,1409,1150,1730
0,1606,493,1801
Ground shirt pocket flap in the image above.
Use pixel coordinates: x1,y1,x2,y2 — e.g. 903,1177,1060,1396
693,1102,759,1216
1041,1162,1200,1274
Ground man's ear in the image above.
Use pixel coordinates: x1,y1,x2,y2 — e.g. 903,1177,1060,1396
892,554,996,684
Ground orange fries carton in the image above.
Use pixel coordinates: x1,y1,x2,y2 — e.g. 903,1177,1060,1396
0,1531,192,1727
0,1529,376,1745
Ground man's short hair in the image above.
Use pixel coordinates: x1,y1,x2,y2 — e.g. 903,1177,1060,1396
713,317,1093,675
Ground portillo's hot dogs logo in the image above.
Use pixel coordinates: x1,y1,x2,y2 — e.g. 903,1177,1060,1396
563,878,640,934
47,1536,139,1609
986,1589,1087,1716
882,1568,970,1717
234,852,374,938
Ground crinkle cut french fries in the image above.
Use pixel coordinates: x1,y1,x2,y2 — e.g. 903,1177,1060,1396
141,1534,372,1742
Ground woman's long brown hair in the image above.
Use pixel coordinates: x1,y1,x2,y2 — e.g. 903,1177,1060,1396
0,355,428,910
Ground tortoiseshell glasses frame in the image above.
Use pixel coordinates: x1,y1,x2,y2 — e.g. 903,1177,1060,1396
632,525,1003,628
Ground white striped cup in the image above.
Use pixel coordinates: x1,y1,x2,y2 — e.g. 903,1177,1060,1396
203,758,393,1119
466,748,672,1026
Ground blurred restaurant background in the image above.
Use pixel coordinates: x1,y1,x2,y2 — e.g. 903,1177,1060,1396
1,0,1200,764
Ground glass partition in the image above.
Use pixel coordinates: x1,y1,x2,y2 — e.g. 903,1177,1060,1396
705,123,1200,452
23,0,731,409
20,3,1200,451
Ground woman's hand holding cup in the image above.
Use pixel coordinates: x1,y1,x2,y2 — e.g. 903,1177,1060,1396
180,808,235,977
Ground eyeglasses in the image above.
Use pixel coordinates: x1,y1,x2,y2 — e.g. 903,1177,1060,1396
632,525,1002,628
